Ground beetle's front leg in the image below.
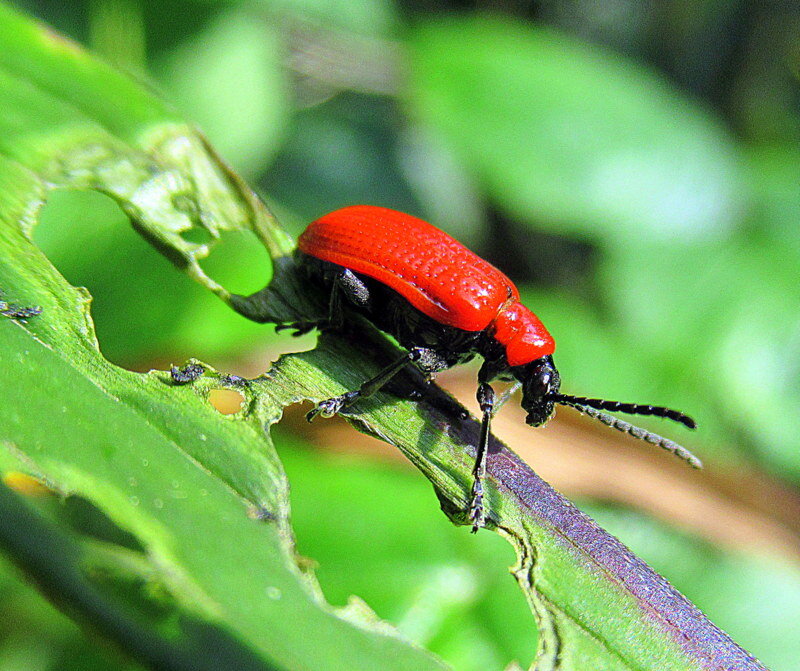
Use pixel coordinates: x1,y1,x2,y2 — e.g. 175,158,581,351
469,382,495,532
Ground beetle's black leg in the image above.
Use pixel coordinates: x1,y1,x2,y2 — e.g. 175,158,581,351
470,382,495,533
306,347,434,421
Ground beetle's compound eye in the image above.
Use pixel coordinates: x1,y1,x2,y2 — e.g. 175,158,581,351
534,369,552,395
526,363,554,400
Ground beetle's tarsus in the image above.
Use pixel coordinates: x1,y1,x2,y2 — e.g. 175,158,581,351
469,482,485,533
306,391,360,422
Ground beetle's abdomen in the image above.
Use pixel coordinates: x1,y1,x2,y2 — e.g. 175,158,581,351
299,205,517,331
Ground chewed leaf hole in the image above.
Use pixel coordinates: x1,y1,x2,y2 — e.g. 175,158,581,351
32,189,276,368
197,229,272,296
209,388,245,415
180,226,215,245
33,188,215,367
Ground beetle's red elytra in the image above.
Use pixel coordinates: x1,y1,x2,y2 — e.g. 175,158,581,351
299,205,555,366
290,205,700,532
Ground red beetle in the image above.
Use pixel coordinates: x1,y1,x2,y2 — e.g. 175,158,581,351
289,205,699,531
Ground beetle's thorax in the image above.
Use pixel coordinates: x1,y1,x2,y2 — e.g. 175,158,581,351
489,300,555,367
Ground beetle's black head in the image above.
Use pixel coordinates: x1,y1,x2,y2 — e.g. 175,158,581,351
513,355,561,427
509,355,703,469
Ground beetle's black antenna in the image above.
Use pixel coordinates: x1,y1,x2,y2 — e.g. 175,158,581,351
549,393,696,429
555,398,702,469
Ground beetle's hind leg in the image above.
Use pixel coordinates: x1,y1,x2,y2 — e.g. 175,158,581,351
276,269,369,336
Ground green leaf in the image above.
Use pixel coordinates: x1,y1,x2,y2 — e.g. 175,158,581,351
156,7,290,177
0,4,767,671
276,436,542,671
0,320,448,670
408,15,745,243
242,330,765,670
0,3,294,288
711,144,800,477
583,504,800,671
0,4,447,670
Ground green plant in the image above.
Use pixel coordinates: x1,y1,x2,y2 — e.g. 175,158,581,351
0,4,774,670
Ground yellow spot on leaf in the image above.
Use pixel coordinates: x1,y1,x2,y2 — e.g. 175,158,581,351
3,471,53,497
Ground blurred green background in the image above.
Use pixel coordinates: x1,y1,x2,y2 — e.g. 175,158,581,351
4,0,800,669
